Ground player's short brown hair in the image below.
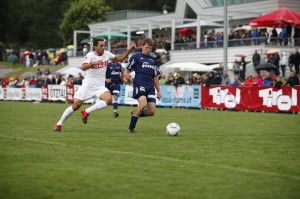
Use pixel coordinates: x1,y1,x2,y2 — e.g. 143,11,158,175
142,38,153,46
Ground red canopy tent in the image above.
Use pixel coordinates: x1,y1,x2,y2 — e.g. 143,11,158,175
179,28,194,35
248,7,300,27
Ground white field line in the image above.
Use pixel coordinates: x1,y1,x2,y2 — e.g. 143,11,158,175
1,134,299,181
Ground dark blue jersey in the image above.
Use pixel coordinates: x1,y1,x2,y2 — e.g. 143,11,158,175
126,52,161,88
106,62,123,85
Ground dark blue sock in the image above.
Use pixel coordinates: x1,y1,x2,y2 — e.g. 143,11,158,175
129,115,139,129
113,102,118,110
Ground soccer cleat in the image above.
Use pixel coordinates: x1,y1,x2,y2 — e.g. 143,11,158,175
81,109,89,124
54,124,62,132
128,128,135,133
113,112,119,118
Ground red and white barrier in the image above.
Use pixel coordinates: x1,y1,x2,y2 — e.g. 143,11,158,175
1,85,299,112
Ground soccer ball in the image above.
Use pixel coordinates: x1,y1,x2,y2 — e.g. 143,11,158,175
166,123,180,136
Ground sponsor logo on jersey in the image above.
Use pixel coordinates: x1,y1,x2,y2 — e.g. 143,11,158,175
92,61,108,69
111,71,120,75
142,62,155,69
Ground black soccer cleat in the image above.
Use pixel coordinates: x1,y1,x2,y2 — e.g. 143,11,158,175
128,128,135,133
113,112,119,118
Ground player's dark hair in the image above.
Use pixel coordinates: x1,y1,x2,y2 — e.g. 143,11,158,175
93,38,105,47
142,38,153,46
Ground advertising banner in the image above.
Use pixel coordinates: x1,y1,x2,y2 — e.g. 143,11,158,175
158,85,201,107
66,85,75,103
42,86,48,101
47,85,66,101
2,88,24,100
248,86,300,112
0,87,3,100
123,84,138,105
202,86,249,110
25,88,42,101
1,85,299,112
118,84,126,104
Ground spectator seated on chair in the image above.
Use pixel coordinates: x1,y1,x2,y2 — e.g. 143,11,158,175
244,75,255,86
262,72,273,86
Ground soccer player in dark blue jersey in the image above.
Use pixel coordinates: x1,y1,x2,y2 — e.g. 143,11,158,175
105,60,123,117
124,38,162,133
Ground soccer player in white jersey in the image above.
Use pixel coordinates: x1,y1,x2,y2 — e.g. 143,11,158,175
124,38,162,133
54,38,135,132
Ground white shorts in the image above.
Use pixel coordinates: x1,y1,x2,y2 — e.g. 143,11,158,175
74,85,109,101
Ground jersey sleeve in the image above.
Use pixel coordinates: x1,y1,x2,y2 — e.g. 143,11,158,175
126,54,137,71
107,51,116,61
82,52,93,64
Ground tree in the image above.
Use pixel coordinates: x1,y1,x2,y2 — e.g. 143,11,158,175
0,0,73,50
104,0,175,12
0,41,6,61
60,0,112,45
0,0,175,50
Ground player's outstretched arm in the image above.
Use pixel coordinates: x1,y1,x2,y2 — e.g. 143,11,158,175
81,60,103,71
81,63,92,71
114,44,136,62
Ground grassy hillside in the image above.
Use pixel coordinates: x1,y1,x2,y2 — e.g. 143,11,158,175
0,61,65,78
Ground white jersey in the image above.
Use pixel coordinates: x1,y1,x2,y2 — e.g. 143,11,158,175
82,51,116,87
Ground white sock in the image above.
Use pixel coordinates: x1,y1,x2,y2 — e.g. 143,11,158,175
57,106,74,125
85,100,107,113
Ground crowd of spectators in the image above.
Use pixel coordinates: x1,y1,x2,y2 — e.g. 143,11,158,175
158,69,299,88
158,46,300,88
5,24,299,72
154,46,300,89
2,47,300,89
5,49,69,69
5,24,300,70
104,25,300,51
1,63,299,90
78,25,300,61
172,25,300,49
3,25,300,90
0,68,84,89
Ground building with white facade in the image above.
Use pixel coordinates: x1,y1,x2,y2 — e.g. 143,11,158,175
69,0,300,75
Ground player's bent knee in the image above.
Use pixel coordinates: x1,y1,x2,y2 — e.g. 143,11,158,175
147,110,155,116
101,97,112,105
148,112,155,116
106,98,112,105
72,103,81,111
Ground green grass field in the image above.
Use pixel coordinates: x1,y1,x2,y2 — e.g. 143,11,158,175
0,101,299,199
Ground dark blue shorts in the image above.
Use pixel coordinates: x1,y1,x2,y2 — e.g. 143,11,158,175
132,85,156,103
106,83,121,97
